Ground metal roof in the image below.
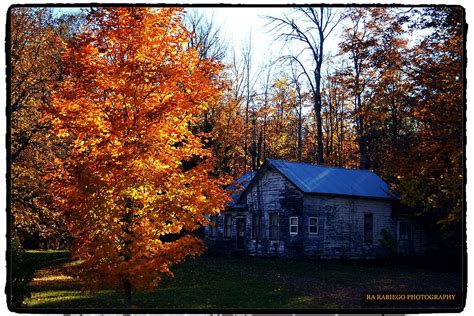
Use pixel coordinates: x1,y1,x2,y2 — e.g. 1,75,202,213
227,171,256,207
267,159,396,200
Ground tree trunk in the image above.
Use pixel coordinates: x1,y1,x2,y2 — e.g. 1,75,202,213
354,60,368,170
251,113,257,171
295,84,303,162
297,117,302,162
391,94,398,146
256,130,262,169
315,92,324,165
358,112,368,170
358,135,368,169
123,278,132,308
315,37,324,165
263,115,267,160
339,100,344,167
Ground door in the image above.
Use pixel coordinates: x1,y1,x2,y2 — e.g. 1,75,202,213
236,218,246,250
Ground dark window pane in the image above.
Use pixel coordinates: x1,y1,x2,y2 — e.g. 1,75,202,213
309,217,318,234
252,214,260,239
224,214,232,238
399,221,412,240
364,213,373,243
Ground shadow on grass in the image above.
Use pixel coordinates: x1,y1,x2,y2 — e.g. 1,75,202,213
25,252,464,309
27,255,294,309
28,279,293,309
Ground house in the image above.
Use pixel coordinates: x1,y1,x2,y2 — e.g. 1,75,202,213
205,159,427,259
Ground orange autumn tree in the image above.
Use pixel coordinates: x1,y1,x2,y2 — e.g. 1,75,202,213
48,7,229,307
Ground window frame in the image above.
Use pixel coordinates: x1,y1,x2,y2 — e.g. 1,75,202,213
308,217,318,235
289,216,298,235
252,213,261,240
223,214,232,238
398,221,412,241
269,213,279,240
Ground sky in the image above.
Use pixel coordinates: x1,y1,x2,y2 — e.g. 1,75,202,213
189,7,292,66
188,7,343,81
53,6,344,86
182,6,355,105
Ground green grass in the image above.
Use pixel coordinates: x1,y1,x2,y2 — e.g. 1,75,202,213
24,250,71,270
23,252,463,310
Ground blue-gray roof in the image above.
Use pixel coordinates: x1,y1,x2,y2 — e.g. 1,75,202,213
227,171,256,207
267,159,396,200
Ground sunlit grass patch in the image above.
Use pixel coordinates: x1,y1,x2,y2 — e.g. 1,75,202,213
27,289,119,309
32,274,75,283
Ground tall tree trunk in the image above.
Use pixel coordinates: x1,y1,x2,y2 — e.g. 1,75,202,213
358,110,368,169
244,34,252,172
339,100,344,167
244,103,249,172
297,117,302,162
263,115,267,160
391,93,398,146
353,55,368,170
121,201,133,309
297,97,303,162
123,278,132,308
315,29,325,165
358,136,367,169
251,113,257,171
315,82,324,165
256,130,262,169
266,7,342,165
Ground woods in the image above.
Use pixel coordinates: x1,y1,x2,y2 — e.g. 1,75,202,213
9,5,464,309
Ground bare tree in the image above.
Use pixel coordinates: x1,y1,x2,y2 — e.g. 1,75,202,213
223,33,260,173
185,10,227,61
241,32,261,172
288,61,307,162
266,7,343,164
263,60,276,163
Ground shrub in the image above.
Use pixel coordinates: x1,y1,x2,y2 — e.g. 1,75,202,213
10,238,35,308
379,229,397,256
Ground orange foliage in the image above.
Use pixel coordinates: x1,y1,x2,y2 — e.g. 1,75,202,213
10,8,77,247
47,7,230,293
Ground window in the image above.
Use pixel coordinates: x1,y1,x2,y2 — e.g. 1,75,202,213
224,214,232,238
252,214,260,239
289,217,298,235
209,216,218,237
398,221,412,241
364,213,373,243
308,217,318,234
269,213,279,240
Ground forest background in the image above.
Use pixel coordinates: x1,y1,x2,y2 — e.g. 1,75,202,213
1,0,471,312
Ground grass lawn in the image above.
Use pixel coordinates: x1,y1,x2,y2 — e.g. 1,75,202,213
24,251,464,310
